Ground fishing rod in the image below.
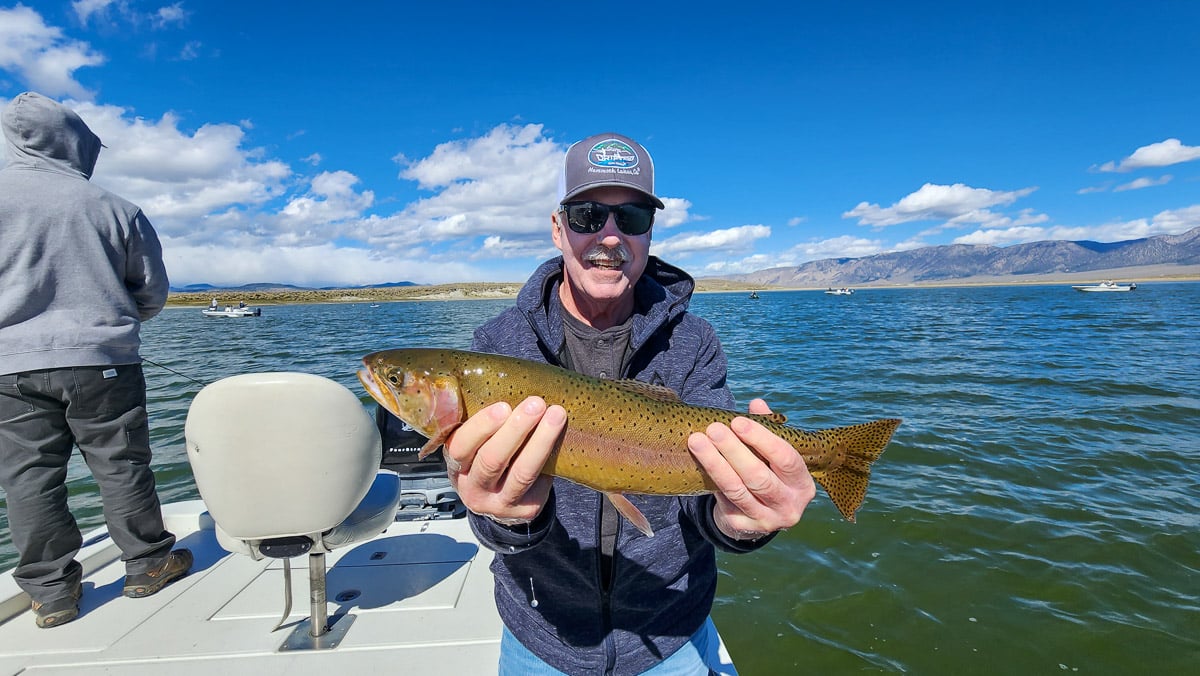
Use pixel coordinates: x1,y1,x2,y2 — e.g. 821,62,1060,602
141,356,208,387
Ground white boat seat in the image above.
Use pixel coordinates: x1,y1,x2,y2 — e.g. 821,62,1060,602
185,372,401,560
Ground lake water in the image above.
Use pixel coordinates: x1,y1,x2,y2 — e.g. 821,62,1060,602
2,284,1197,673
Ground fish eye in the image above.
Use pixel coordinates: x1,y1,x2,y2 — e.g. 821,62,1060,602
387,373,400,385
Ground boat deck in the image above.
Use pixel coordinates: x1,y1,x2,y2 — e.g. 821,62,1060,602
0,501,502,675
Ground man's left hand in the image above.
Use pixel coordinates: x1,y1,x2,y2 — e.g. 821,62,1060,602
687,398,816,541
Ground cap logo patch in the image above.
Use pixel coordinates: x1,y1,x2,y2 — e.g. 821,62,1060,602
588,139,639,169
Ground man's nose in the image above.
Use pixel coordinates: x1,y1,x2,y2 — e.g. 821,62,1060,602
598,211,622,242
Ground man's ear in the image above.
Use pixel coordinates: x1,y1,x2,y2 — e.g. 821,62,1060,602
551,210,564,250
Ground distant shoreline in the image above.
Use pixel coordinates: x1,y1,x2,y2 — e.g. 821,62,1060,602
166,265,1200,307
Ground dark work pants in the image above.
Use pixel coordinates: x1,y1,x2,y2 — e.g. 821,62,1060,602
0,364,175,604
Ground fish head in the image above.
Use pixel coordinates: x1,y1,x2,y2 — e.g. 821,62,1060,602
358,350,464,440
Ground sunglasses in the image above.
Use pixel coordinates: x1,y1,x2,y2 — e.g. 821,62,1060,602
559,201,656,236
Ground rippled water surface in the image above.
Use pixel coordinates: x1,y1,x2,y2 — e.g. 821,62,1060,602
3,284,1198,673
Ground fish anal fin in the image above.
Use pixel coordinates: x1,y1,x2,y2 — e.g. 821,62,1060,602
607,493,654,537
610,380,681,403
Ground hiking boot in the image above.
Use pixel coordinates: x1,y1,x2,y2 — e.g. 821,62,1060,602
32,583,82,629
123,548,193,598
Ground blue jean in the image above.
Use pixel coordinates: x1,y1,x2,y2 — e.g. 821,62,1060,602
0,364,175,604
499,615,738,675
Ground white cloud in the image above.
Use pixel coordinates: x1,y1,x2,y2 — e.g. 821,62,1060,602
394,123,562,242
153,3,187,28
160,239,488,288
950,204,1200,247
700,254,779,276
279,171,374,230
1113,175,1172,192
789,235,888,260
1098,138,1200,172
402,123,557,191
843,183,1038,227
72,0,187,29
696,234,888,275
0,5,104,99
72,0,114,25
1132,204,1200,235
953,226,1051,246
71,101,292,225
656,197,694,228
650,225,771,259
178,40,201,60
476,235,558,261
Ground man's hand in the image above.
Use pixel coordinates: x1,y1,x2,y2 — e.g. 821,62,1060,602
443,396,564,525
687,398,816,540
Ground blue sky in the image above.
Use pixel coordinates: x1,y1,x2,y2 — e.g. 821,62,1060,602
2,1,1198,287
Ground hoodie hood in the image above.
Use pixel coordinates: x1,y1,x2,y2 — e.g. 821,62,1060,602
2,91,102,179
515,255,697,363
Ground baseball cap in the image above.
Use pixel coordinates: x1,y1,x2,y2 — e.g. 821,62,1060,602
558,132,665,209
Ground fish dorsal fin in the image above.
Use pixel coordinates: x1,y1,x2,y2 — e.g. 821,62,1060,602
749,411,788,424
609,379,681,402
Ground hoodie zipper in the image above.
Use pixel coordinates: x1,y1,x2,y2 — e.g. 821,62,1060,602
600,494,618,675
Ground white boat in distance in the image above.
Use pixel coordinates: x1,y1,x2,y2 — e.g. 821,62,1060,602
825,287,855,295
203,299,262,317
1071,280,1137,292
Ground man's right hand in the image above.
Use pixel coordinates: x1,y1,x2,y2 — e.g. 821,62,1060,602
443,396,564,525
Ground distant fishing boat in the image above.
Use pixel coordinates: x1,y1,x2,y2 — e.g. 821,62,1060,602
749,291,759,299
202,298,262,317
1071,280,1136,293
825,287,854,295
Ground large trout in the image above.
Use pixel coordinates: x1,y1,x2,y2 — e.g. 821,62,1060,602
358,348,900,534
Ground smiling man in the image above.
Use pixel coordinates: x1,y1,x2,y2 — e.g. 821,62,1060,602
439,132,816,675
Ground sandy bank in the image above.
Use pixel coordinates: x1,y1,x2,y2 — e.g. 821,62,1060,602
166,265,1200,307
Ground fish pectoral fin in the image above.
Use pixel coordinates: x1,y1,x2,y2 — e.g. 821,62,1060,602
749,411,788,424
416,436,444,460
606,493,654,537
609,380,681,402
416,424,459,460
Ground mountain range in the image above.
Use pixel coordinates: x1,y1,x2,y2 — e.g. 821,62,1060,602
720,226,1200,287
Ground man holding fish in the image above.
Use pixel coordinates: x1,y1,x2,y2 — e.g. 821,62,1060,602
360,133,898,674
462,131,810,675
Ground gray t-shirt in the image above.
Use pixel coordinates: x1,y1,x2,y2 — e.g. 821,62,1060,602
555,294,633,588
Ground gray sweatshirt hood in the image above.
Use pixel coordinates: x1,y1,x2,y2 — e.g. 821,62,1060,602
2,91,102,179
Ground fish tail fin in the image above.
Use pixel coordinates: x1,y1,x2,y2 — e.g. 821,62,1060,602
811,418,901,522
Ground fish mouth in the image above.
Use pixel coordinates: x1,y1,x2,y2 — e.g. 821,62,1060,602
356,365,391,409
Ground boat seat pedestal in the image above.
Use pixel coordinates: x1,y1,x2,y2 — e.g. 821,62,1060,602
185,372,400,645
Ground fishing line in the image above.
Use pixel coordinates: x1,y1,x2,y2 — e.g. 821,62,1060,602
141,356,208,387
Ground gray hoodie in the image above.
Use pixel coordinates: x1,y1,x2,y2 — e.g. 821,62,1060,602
0,92,168,375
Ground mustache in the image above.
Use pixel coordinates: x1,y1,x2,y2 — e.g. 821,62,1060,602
584,244,628,265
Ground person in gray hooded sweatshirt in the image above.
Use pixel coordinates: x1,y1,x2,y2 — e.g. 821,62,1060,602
0,92,192,628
